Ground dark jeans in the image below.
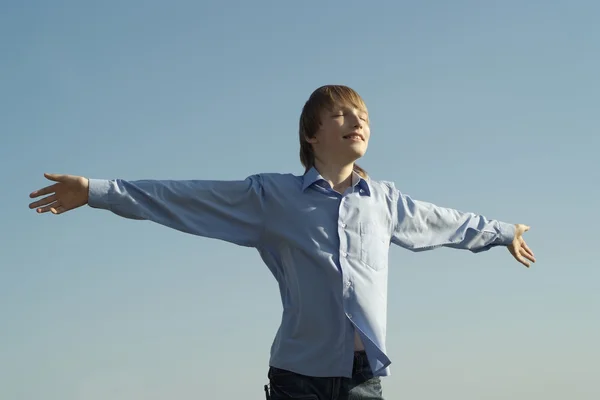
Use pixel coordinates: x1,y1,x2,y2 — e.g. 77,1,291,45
265,351,384,400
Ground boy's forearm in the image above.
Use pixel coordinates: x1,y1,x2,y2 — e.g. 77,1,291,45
392,190,516,252
86,176,266,247
446,215,516,252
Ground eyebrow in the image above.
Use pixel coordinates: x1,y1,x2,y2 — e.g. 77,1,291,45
332,105,368,115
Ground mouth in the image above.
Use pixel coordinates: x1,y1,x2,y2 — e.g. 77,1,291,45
343,132,364,141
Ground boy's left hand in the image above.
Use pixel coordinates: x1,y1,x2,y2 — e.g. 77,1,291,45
508,224,536,267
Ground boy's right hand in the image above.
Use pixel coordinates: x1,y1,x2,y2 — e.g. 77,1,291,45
29,173,89,215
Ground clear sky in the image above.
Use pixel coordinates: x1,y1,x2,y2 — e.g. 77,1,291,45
1,1,598,399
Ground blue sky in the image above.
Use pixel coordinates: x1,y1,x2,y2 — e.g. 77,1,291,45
1,1,598,399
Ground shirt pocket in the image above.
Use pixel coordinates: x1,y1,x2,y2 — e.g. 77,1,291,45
360,221,390,271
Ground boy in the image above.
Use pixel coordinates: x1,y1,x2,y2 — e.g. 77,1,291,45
29,85,535,400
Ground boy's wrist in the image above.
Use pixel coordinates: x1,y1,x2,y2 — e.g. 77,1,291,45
87,179,112,209
498,222,517,245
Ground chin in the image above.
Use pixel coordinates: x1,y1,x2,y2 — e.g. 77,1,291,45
346,149,366,163
351,143,368,158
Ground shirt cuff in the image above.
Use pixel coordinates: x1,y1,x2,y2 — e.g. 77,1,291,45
88,179,112,209
497,222,516,245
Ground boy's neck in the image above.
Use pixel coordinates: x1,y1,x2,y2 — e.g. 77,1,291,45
313,160,355,194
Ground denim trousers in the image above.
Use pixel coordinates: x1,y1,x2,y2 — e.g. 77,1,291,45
265,351,384,400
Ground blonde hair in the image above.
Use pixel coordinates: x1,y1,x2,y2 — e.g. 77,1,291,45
299,85,368,178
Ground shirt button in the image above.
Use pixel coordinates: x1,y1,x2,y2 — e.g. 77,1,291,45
340,222,347,228
346,281,352,288
341,251,348,258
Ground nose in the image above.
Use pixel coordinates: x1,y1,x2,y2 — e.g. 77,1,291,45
350,113,363,128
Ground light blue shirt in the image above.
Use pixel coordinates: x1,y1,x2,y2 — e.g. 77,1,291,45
88,167,515,378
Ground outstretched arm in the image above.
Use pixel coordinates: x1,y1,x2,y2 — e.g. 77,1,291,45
28,173,266,247
390,188,536,267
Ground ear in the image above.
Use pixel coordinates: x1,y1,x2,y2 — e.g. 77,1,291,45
305,135,318,144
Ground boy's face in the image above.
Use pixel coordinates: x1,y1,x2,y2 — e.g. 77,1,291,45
307,103,370,165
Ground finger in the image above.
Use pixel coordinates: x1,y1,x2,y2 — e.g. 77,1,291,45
520,247,536,263
29,194,57,209
510,245,531,267
50,205,66,215
516,254,531,268
44,173,67,182
521,241,535,258
36,201,59,214
29,183,59,198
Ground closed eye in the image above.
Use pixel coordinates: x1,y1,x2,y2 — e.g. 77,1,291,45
332,112,368,122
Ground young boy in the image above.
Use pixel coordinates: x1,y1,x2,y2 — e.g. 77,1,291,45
28,85,535,400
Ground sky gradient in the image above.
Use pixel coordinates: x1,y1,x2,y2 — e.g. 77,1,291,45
1,1,598,399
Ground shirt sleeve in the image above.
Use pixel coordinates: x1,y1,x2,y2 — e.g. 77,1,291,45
390,188,515,253
87,175,266,247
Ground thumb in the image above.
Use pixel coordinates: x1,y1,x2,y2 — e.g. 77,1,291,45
517,224,531,234
44,173,66,182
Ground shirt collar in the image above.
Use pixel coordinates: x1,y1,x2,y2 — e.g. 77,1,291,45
302,167,371,196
